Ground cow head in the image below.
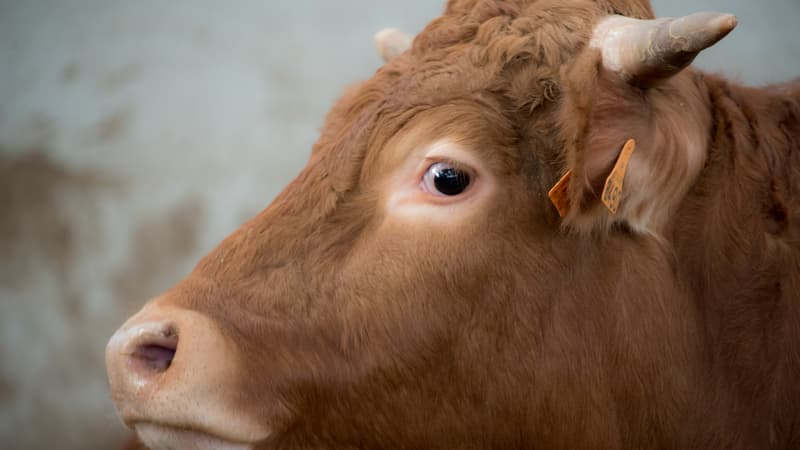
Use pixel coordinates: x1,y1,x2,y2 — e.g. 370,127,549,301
106,1,736,448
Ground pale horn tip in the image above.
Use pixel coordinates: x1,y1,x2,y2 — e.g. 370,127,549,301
374,28,413,62
672,12,738,50
708,12,738,36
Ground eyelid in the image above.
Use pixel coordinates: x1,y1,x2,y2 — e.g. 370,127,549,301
419,157,475,179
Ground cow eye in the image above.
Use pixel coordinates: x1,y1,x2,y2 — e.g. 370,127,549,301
422,162,472,196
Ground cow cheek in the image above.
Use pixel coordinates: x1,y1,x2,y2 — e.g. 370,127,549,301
334,220,493,365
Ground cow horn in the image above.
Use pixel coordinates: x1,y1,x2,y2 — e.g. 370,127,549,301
593,12,738,83
374,28,413,62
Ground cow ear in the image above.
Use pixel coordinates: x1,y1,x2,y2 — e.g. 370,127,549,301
552,12,737,235
374,28,413,62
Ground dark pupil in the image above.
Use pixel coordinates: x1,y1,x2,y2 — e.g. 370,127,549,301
434,167,470,196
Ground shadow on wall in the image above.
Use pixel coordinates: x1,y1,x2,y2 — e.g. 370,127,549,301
0,151,124,448
0,151,207,449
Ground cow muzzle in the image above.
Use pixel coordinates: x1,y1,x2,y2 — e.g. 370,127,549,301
105,300,271,449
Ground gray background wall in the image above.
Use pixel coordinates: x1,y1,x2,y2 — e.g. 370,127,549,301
0,1,798,449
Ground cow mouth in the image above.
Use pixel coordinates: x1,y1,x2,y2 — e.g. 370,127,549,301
134,422,259,450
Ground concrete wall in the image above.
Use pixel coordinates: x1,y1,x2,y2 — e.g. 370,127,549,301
0,1,797,448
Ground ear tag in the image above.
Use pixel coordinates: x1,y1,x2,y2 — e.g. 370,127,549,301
601,139,636,214
548,170,572,217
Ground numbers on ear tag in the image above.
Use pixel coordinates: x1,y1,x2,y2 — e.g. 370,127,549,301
601,139,636,214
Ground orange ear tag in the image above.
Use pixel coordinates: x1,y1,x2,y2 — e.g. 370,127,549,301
548,170,572,217
601,139,636,214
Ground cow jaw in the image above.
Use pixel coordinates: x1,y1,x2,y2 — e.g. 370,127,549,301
106,300,273,449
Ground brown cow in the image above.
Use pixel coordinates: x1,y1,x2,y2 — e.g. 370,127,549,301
105,0,800,448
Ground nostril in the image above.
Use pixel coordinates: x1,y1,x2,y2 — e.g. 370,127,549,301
128,327,178,373
133,342,177,372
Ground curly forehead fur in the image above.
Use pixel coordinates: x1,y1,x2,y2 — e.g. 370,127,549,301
380,0,651,107
312,0,656,199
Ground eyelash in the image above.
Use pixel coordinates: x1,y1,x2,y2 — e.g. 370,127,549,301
419,158,476,197
420,157,471,177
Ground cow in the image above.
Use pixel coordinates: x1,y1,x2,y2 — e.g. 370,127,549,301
105,0,800,448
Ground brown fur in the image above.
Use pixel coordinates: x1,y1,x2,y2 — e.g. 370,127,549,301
119,0,800,448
